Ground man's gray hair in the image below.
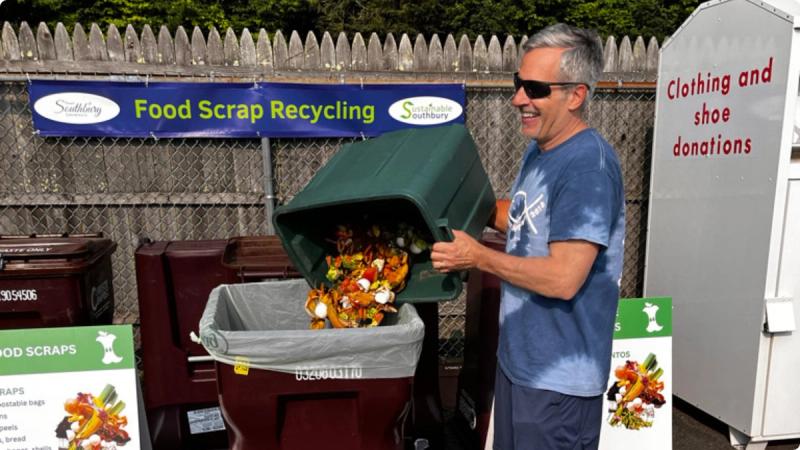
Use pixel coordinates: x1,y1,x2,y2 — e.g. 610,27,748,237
523,23,603,108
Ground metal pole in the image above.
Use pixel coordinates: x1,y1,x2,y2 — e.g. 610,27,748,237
261,137,275,235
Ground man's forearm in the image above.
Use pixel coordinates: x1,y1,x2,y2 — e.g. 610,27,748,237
475,240,598,300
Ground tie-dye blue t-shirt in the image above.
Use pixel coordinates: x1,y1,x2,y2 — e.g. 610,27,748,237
498,128,625,397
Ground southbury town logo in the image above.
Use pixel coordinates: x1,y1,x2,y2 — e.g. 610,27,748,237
96,330,124,365
642,302,664,333
33,92,120,125
388,96,463,125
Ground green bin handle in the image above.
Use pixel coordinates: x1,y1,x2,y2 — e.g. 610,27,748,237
435,218,454,242
435,218,469,282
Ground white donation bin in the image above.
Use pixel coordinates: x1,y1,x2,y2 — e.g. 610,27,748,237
644,0,800,449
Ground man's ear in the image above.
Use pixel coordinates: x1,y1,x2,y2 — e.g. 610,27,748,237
567,84,588,112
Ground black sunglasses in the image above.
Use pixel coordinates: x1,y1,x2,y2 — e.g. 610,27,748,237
513,72,588,99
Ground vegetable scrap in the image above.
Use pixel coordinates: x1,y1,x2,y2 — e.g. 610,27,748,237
606,353,666,430
305,223,429,329
55,384,130,450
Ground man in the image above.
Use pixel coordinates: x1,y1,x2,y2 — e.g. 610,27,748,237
431,23,625,450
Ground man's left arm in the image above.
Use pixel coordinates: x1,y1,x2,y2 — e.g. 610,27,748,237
431,232,598,300
431,166,619,300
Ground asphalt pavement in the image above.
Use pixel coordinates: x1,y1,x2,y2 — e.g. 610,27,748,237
673,397,799,450
442,396,800,449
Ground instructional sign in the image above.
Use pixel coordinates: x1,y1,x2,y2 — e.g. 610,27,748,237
599,297,672,450
0,325,142,450
29,80,465,138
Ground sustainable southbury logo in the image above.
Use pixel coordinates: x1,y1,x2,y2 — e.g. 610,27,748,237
96,330,124,365
388,96,463,125
34,92,120,124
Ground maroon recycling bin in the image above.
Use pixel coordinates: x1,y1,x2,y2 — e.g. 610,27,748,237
201,278,422,450
225,239,445,449
221,236,301,281
0,234,116,329
135,236,299,450
216,358,413,450
454,231,505,449
135,239,234,450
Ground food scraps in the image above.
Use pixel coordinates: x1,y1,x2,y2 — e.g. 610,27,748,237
304,223,429,329
606,353,666,430
55,384,130,450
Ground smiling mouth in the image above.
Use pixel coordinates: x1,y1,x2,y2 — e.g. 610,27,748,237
520,110,540,119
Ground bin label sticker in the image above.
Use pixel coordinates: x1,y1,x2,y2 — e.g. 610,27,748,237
0,246,54,253
0,289,38,302
0,325,144,449
234,356,250,376
187,406,226,434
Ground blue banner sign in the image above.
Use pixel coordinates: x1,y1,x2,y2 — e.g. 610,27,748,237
29,80,466,138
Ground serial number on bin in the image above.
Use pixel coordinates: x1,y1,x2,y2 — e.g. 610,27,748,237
0,290,38,302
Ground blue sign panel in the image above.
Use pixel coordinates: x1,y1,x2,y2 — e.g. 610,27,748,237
29,80,465,138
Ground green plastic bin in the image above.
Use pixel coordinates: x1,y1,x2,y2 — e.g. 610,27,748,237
273,124,496,302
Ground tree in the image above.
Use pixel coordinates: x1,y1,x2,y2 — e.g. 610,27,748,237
566,0,697,41
2,0,700,42
226,0,316,35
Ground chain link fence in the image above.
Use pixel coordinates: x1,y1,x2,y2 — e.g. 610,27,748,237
0,81,654,361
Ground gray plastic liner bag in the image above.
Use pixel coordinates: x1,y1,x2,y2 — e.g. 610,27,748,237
199,278,425,379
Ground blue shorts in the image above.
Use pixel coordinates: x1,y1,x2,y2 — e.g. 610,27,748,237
494,366,603,450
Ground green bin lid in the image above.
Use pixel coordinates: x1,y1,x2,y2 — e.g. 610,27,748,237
273,124,496,303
